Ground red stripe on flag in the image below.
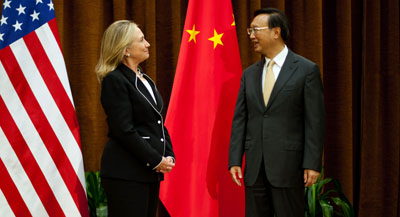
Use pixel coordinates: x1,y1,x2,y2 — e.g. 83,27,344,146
159,0,245,216
0,96,64,217
24,27,81,148
0,46,89,216
48,19,62,53
0,157,32,217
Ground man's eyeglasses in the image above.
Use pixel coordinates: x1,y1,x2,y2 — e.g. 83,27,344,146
246,26,270,35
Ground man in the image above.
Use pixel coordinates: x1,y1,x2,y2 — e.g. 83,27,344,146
229,8,325,217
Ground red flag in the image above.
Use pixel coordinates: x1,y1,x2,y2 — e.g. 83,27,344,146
0,1,89,216
159,0,244,216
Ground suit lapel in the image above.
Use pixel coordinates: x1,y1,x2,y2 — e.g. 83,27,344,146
136,78,158,107
265,50,298,111
118,64,163,113
248,58,266,111
144,74,164,112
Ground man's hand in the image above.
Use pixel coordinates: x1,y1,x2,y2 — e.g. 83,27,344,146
304,169,320,187
156,156,175,173
230,166,243,186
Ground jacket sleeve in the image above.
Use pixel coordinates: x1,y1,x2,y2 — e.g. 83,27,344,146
164,126,175,160
302,64,325,172
101,73,162,169
228,71,247,169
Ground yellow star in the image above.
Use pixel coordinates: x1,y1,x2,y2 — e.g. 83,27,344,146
208,29,224,49
231,14,235,26
186,25,200,43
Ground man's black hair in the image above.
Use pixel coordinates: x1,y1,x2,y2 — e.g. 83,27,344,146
254,8,289,42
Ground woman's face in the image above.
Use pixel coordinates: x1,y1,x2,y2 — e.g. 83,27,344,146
126,27,150,64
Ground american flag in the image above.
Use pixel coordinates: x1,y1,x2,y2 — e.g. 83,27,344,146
0,0,89,216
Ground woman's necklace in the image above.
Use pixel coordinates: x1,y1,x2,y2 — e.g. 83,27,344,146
136,70,144,79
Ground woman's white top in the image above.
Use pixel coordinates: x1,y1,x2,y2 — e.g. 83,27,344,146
140,78,157,105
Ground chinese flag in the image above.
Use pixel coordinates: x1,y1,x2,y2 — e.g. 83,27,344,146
159,0,244,216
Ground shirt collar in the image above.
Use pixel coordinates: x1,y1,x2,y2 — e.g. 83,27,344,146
264,45,288,68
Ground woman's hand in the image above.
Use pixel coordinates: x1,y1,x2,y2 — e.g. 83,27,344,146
156,156,175,173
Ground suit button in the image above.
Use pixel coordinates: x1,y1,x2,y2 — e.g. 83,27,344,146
146,163,150,167
161,138,164,142
157,120,161,124
264,114,269,118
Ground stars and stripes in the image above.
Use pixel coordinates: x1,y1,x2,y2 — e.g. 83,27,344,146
0,0,89,216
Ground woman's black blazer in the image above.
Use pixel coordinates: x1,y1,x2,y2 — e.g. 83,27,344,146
100,64,174,182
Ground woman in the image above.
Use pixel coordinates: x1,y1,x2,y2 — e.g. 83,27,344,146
95,20,175,217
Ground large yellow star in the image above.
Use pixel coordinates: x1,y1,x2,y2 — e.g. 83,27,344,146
208,29,224,49
186,25,200,43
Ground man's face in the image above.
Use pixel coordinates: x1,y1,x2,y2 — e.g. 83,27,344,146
249,14,274,55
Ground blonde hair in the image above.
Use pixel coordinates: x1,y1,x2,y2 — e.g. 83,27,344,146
95,20,137,81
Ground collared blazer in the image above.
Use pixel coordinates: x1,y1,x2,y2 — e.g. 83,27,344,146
100,64,174,182
229,50,325,187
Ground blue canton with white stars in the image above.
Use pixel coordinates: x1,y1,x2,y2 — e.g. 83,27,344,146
0,0,55,50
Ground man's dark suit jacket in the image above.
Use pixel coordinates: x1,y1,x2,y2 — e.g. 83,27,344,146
100,64,174,182
229,50,325,188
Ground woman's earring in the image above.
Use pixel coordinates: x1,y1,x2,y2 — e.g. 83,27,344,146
126,53,131,57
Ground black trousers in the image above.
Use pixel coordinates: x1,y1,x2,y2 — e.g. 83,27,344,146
101,177,160,217
245,164,304,217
